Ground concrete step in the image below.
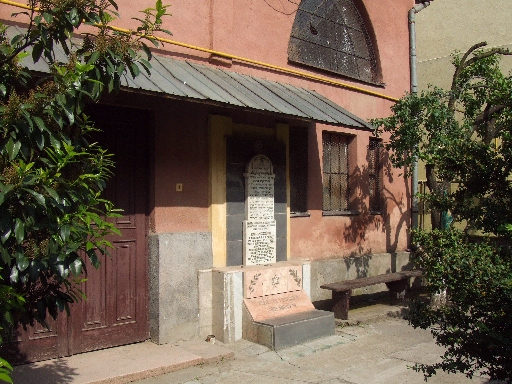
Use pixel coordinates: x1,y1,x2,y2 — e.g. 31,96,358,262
248,309,335,350
11,339,234,384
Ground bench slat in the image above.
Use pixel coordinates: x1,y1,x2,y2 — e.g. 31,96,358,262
320,270,422,292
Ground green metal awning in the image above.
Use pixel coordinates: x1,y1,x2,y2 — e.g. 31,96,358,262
11,25,373,129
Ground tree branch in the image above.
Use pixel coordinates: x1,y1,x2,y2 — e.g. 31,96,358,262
472,104,507,141
451,42,487,90
465,47,512,68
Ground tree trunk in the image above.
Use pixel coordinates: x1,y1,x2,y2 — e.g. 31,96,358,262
425,164,451,230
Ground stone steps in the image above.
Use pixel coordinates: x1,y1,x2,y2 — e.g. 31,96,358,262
244,309,335,350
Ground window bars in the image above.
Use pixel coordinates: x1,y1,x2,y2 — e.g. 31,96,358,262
288,0,379,83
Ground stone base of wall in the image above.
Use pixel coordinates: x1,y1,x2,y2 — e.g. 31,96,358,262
148,232,213,345
148,245,411,346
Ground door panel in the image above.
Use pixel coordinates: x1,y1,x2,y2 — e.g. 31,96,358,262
1,316,67,363
2,104,151,362
69,104,150,355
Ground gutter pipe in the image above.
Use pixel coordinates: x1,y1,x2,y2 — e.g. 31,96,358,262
409,1,431,231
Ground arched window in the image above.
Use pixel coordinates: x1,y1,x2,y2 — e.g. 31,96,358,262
288,0,379,83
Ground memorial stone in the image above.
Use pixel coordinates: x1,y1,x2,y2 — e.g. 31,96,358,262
243,155,277,265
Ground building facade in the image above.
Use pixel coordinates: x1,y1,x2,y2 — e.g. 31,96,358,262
1,0,417,361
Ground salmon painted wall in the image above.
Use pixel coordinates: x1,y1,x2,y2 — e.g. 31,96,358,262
97,91,212,234
0,0,414,258
0,0,412,111
292,123,411,259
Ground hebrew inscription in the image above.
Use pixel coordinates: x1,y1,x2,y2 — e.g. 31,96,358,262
244,290,315,322
243,155,276,265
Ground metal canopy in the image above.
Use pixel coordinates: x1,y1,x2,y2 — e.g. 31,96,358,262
12,25,373,129
126,56,373,129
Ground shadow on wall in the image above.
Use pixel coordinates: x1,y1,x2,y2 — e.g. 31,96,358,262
344,253,372,278
342,147,410,256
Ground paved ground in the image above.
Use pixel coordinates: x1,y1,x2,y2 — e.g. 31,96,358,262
12,300,498,384
134,316,492,384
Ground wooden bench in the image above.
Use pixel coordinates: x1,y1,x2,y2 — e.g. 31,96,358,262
320,270,422,320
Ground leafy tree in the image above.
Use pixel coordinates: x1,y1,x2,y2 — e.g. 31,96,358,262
410,229,512,381
372,42,512,232
0,0,170,347
372,44,512,382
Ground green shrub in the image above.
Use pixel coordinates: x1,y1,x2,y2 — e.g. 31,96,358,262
409,229,512,381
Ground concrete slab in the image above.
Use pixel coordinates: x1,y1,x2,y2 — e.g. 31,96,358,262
133,318,496,384
12,340,234,384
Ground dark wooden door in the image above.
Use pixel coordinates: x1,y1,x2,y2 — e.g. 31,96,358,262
3,104,150,362
69,104,150,354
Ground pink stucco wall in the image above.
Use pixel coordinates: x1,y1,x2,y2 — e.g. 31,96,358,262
0,0,414,258
293,123,411,259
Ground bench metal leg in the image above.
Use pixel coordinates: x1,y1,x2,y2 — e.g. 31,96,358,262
332,290,351,320
386,279,408,305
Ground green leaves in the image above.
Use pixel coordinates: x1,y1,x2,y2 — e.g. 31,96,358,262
13,219,24,244
4,138,21,161
0,0,172,347
374,43,512,380
134,0,172,37
0,358,13,383
0,267,25,380
409,229,512,381
373,43,512,233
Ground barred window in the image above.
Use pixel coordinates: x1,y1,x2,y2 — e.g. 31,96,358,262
368,138,381,213
323,132,350,212
288,0,379,83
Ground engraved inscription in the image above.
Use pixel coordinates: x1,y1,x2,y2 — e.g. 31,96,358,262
244,290,315,322
243,155,276,266
256,294,297,313
244,220,276,265
246,174,274,220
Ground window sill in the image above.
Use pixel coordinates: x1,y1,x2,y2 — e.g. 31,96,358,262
290,212,311,218
322,210,361,217
369,211,384,216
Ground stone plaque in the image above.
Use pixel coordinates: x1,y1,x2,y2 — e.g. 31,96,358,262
243,220,276,265
245,266,303,299
243,155,276,265
244,290,315,322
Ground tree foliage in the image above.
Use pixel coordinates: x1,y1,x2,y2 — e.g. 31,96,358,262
0,269,22,383
372,43,512,382
410,229,512,381
0,0,170,336
372,43,512,232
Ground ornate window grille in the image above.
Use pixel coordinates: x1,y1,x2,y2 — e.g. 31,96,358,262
288,0,379,83
323,132,350,211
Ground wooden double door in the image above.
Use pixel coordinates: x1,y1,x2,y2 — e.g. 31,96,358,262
4,105,151,363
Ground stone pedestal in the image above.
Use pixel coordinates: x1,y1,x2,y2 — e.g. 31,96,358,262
241,264,334,350
212,261,311,344
212,155,333,349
